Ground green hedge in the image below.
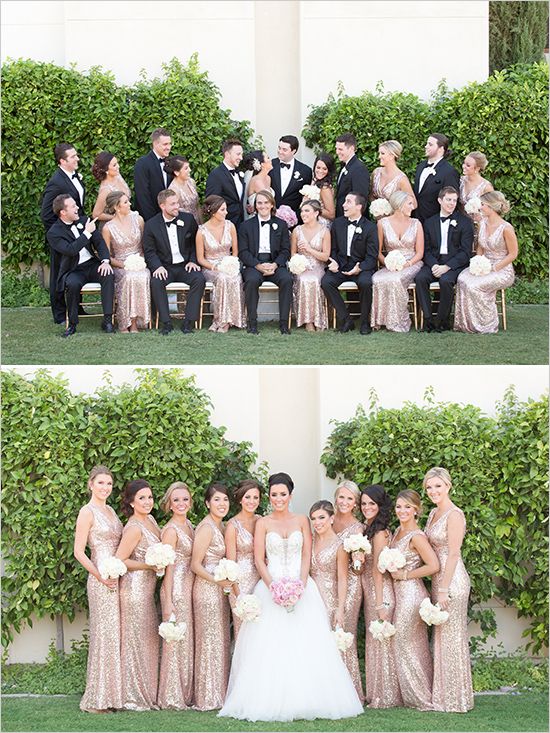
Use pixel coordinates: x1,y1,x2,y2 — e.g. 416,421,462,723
302,63,549,280
1,56,258,269
320,387,548,653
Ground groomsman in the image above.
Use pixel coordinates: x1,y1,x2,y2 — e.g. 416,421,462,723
412,133,460,223
143,189,205,335
47,194,114,338
41,143,87,324
204,138,245,227
414,186,474,332
269,135,312,220
133,128,174,221
335,133,370,218
321,192,378,334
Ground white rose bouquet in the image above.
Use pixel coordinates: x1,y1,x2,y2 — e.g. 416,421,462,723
288,253,308,275
213,557,241,594
145,543,176,577
234,593,261,622
299,184,321,201
369,198,393,219
369,618,397,641
97,556,127,580
333,626,354,652
469,254,492,276
124,254,147,271
419,597,449,626
217,255,240,277
158,613,187,642
377,547,406,573
342,534,372,570
384,250,407,272
464,196,482,216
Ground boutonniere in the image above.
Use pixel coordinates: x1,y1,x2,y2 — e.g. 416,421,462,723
176,220,184,227
343,169,348,176
272,223,278,230
450,220,457,227
76,223,84,230
293,171,301,180
429,168,438,177
239,171,245,179
355,226,362,234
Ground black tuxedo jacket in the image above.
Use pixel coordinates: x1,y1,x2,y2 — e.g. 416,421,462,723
204,164,246,227
133,150,174,222
143,212,198,272
335,155,370,218
269,158,312,214
41,169,86,232
47,217,110,292
413,159,460,223
238,215,290,268
330,215,378,272
423,211,474,270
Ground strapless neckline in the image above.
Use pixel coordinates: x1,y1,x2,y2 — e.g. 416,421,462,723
266,530,302,541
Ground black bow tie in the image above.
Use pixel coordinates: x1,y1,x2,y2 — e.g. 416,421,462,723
426,162,435,169
71,173,79,179
440,215,452,223
158,158,166,164
348,219,360,226
260,220,270,227
165,219,178,227
229,169,240,176
280,162,291,170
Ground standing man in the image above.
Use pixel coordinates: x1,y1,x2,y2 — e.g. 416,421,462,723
321,192,378,335
41,142,86,323
414,186,474,332
204,138,245,227
412,133,460,223
133,128,174,221
335,133,370,218
269,135,312,220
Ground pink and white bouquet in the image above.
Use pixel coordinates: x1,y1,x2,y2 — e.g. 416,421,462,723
377,547,406,573
419,597,449,626
275,205,298,228
124,254,147,271
97,556,127,580
333,625,354,652
234,593,262,622
213,558,241,594
464,196,482,216
145,543,176,577
158,613,187,642
217,255,241,277
270,577,304,612
469,254,492,276
288,253,308,275
369,618,396,641
299,184,321,201
370,198,393,219
343,534,372,569
384,250,407,272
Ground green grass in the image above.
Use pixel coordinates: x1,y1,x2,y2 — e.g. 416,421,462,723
1,305,548,365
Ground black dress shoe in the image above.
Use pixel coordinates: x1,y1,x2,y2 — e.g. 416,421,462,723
279,323,291,335
62,325,77,338
339,317,355,333
422,322,435,333
360,324,372,335
101,320,114,333
247,322,259,334
181,319,194,334
160,321,173,335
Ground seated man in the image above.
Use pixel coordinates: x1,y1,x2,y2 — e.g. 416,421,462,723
47,194,114,338
143,189,205,335
238,189,292,335
414,186,474,331
321,191,378,334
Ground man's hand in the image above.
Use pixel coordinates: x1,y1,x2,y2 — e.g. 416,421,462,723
342,263,360,277
84,217,97,235
327,257,339,273
432,264,450,278
185,262,201,272
153,266,168,280
98,261,113,276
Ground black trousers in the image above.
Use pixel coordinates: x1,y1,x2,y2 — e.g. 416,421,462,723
415,265,464,327
241,266,293,323
49,246,66,323
64,259,114,326
150,263,206,325
321,270,373,328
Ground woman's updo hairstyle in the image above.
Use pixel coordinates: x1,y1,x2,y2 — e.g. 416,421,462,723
233,479,262,505
300,199,322,217
360,484,392,540
422,466,452,492
466,151,488,172
202,194,226,220
389,190,410,213
121,478,151,517
334,479,360,506
243,150,264,175
104,190,127,215
480,190,510,215
309,499,335,518
396,489,423,517
163,155,188,176
268,472,294,495
161,481,192,513
204,482,230,506
380,139,403,160
87,465,113,491
91,151,114,182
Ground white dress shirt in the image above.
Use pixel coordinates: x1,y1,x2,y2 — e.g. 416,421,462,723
63,168,84,205
418,156,443,192
163,218,184,263
70,224,93,265
224,163,243,199
156,154,168,187
337,155,354,185
279,159,294,195
439,217,451,255
258,218,271,254
346,221,357,257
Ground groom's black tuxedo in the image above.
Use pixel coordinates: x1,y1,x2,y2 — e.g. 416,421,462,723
205,164,246,227
134,150,174,222
412,158,460,223
269,158,312,218
335,155,370,218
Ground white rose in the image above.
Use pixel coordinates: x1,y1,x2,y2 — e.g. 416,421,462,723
355,226,362,234
272,223,278,230
176,220,184,227
450,220,457,227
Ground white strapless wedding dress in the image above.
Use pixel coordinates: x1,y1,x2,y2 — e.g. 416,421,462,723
218,531,363,721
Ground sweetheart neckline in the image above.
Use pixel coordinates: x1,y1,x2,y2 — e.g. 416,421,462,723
266,530,302,541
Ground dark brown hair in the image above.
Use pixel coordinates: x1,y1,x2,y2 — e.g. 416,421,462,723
163,155,189,176
233,479,262,505
222,138,242,155
202,194,226,220
205,482,230,506
309,499,335,518
91,151,114,182
54,142,74,164
52,193,72,216
121,479,152,517
151,128,171,142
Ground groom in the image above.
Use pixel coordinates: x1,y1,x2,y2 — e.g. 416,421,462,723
269,135,312,221
204,138,245,227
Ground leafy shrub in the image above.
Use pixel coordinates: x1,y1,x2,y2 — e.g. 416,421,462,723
1,270,50,307
507,278,549,305
472,651,549,692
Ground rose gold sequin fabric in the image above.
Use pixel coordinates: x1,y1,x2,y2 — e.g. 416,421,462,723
310,535,343,627
390,529,433,711
119,516,161,710
459,176,492,249
158,519,195,709
454,220,515,333
80,504,123,712
371,168,406,201
227,518,260,638
169,178,201,223
193,516,231,710
292,225,328,330
425,507,474,712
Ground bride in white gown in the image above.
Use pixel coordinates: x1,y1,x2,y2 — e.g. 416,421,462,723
219,472,363,722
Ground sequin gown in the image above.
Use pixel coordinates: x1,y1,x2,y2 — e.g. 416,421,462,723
227,518,260,638
193,516,231,710
454,219,515,333
459,176,492,249
425,507,474,712
390,529,433,711
104,211,151,330
79,504,123,712
361,529,402,709
158,519,195,709
169,178,201,223
371,168,406,202
96,177,131,230
310,535,343,627
200,221,246,331
337,521,366,702
371,217,421,332
292,225,328,330
119,516,161,710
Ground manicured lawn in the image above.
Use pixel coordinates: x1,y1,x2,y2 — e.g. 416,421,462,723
1,305,548,365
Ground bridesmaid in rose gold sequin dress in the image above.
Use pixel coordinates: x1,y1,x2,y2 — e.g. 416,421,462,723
191,483,232,710
225,480,262,638
360,485,402,709
91,151,131,224
459,152,493,248
423,468,473,712
390,489,439,711
165,156,202,224
116,479,162,710
309,500,347,629
74,466,123,712
158,482,195,709
370,141,416,208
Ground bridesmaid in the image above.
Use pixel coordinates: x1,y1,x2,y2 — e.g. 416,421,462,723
165,156,202,223
389,490,439,711
459,151,494,249
332,480,365,703
116,479,163,710
243,150,274,218
158,482,195,710
454,191,517,333
423,467,474,712
225,479,262,637
290,200,330,331
371,190,424,332
196,195,246,333
73,465,123,713
103,190,151,332
309,500,347,629
360,485,402,709
302,153,336,228
191,483,232,710
91,151,131,223
370,140,416,207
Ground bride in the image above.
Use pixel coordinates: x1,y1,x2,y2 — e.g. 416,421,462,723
219,472,363,722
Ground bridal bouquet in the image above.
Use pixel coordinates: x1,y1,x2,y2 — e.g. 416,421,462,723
469,254,492,276
464,196,482,216
299,184,321,201
270,577,304,612
158,613,187,642
213,558,240,594
124,254,147,271
145,543,176,577
333,625,354,652
234,593,261,622
369,618,396,641
97,556,127,580
377,547,406,573
342,534,372,569
369,198,393,219
419,598,449,626
217,255,240,277
288,253,308,275
275,205,298,228
384,250,407,272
